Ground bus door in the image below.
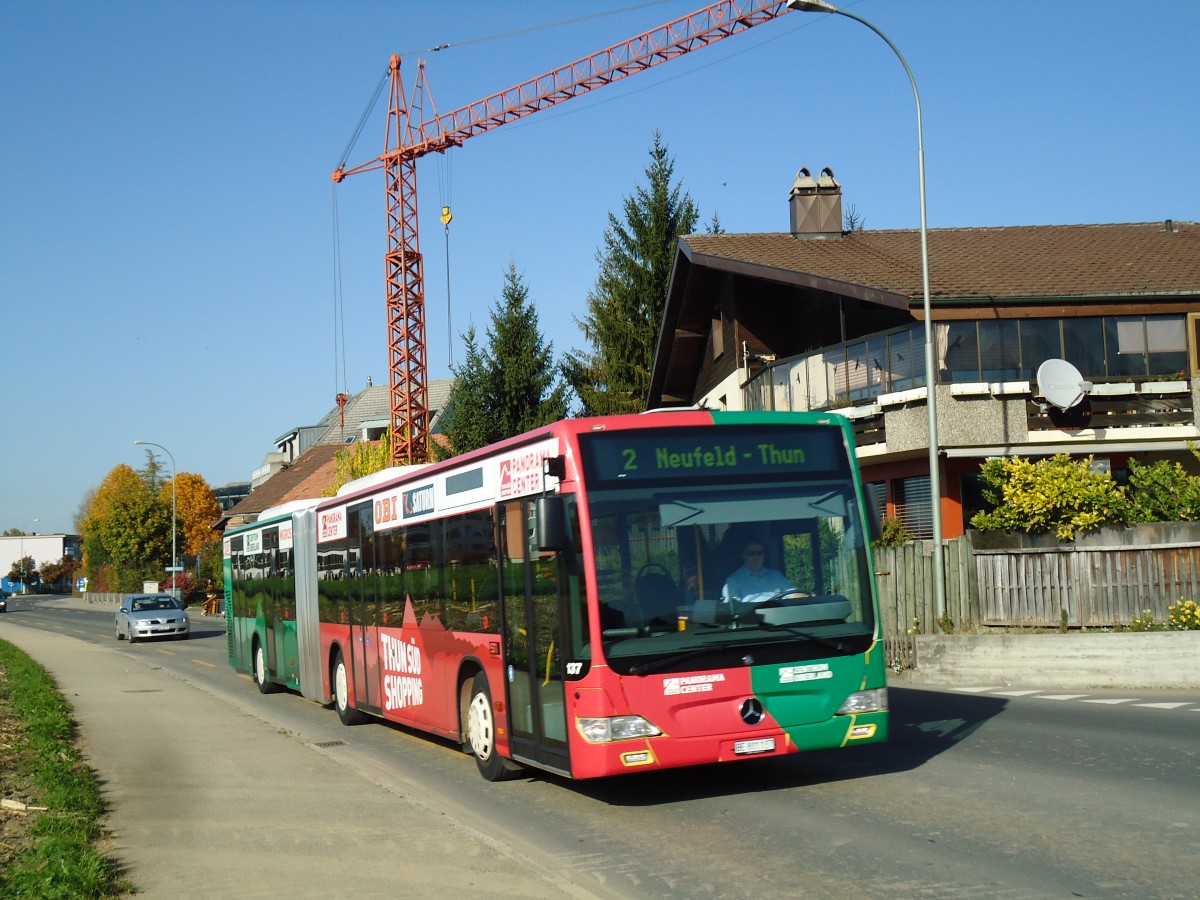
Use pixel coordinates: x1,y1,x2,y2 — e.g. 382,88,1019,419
346,504,380,713
261,527,280,678
499,500,570,774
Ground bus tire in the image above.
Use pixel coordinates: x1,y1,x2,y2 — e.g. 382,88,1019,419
253,640,278,695
333,649,366,726
467,673,521,781
459,677,477,754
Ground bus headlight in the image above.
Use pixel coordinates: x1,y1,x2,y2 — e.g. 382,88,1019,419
836,688,888,715
577,715,663,743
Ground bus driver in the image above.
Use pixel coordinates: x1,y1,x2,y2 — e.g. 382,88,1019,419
721,540,796,605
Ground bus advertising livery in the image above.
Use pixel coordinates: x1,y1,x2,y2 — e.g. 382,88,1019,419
223,410,888,781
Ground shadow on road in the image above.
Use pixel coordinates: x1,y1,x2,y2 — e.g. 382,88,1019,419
557,686,1008,806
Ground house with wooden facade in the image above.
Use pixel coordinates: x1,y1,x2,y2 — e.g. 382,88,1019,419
648,169,1200,540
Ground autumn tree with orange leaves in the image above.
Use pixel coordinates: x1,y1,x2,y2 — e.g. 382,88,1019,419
160,473,222,559
80,458,221,594
161,472,223,593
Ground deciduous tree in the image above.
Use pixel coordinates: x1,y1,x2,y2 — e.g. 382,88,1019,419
1125,449,1200,523
325,430,394,496
39,556,80,591
82,464,171,591
165,473,223,558
6,556,37,588
970,454,1128,540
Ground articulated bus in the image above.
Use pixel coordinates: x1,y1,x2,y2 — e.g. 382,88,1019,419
222,410,888,781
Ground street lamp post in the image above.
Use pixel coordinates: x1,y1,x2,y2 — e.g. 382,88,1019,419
134,440,179,598
788,0,946,623
19,517,38,594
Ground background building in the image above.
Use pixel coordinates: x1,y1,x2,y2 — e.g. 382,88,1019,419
649,173,1200,538
0,533,81,593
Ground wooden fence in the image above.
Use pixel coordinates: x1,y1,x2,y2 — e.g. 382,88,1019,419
873,524,1200,671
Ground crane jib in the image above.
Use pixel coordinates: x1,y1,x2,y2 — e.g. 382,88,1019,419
333,0,794,466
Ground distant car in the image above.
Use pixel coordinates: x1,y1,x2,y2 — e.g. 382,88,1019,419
0,595,7,613
115,593,190,643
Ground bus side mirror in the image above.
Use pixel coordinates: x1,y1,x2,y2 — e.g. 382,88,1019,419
535,495,568,552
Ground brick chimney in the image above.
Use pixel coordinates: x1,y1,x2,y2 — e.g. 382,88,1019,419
789,166,842,238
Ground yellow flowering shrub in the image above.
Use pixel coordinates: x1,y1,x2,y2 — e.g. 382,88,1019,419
1168,599,1200,631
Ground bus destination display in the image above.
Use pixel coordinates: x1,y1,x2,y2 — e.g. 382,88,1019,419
583,426,844,483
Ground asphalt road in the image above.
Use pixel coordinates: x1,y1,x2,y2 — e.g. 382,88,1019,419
4,596,1199,899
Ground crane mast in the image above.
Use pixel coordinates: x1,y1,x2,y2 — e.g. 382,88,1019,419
333,0,792,464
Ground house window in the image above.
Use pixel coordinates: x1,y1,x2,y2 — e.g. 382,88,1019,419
887,325,924,391
1063,317,1105,378
1189,313,1200,378
711,312,725,360
864,481,887,535
943,322,980,381
894,475,933,540
978,320,1021,381
1108,315,1187,378
1018,319,1062,379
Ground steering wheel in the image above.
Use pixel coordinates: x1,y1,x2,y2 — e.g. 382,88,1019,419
759,587,814,606
636,562,673,580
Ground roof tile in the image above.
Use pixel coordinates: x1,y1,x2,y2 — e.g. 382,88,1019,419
683,221,1200,301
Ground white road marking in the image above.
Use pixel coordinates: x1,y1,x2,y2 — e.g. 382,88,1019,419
1035,694,1088,701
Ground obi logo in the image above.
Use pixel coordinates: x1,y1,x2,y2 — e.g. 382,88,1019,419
403,485,435,518
375,495,400,527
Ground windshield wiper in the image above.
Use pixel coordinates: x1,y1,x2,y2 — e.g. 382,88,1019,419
627,642,742,676
757,622,852,654
627,629,850,676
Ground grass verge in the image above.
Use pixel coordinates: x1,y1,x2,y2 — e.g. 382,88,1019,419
0,639,130,897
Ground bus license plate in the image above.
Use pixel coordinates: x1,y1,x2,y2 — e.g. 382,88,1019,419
734,738,775,755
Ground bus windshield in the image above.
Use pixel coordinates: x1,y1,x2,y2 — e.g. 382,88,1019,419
578,424,876,674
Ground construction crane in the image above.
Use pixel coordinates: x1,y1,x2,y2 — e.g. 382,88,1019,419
333,0,793,465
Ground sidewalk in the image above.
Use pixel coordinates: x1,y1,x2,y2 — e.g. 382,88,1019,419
0,602,593,899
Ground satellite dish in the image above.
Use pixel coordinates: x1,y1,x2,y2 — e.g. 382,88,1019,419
1036,359,1092,411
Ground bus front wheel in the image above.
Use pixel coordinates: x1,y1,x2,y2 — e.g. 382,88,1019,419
467,674,520,781
333,649,366,726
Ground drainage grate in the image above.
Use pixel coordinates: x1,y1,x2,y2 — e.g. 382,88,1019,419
120,689,164,693
312,740,346,748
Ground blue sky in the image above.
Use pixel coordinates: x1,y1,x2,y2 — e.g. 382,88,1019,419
2,0,1197,538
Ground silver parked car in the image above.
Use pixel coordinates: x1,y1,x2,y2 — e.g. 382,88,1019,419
115,593,190,642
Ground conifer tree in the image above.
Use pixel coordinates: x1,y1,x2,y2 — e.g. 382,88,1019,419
439,264,569,458
563,132,698,416
435,324,498,461
485,262,569,438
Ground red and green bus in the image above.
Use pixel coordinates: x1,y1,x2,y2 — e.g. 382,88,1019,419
223,409,888,780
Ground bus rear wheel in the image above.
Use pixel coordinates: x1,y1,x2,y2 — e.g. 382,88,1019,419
467,674,520,781
253,641,278,694
333,649,365,726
